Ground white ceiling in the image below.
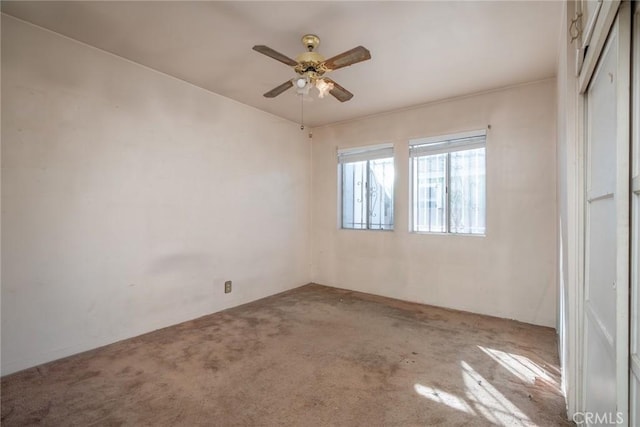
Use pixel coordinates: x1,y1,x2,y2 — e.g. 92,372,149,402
2,1,562,127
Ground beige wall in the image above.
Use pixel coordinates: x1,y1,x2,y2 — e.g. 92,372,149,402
311,79,557,327
1,16,311,375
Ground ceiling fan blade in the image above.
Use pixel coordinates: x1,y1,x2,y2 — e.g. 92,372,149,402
252,45,298,67
263,80,294,98
323,46,371,71
323,78,354,102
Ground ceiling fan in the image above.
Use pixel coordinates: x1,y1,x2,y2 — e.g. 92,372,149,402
253,34,371,102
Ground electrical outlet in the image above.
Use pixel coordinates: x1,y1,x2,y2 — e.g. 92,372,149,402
224,280,232,294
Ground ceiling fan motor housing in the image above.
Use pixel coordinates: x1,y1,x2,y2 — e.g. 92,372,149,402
295,51,326,76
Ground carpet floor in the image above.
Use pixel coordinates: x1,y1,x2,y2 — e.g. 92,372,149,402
1,284,570,426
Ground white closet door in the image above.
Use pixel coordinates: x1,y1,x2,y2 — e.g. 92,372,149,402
583,3,630,425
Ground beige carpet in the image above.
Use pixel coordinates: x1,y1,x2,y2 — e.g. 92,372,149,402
1,284,570,426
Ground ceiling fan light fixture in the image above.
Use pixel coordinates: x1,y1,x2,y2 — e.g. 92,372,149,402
295,77,308,89
315,78,334,98
294,76,311,95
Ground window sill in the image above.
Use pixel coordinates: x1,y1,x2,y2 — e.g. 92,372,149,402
340,227,394,232
410,231,486,237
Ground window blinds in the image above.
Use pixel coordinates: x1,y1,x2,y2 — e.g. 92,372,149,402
409,130,486,157
337,143,394,164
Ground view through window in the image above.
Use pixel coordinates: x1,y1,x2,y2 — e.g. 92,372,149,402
338,144,394,230
410,131,486,235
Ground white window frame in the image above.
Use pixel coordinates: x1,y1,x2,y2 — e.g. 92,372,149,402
409,130,487,236
337,143,395,231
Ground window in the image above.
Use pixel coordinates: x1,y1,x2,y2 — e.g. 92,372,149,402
338,143,394,230
410,131,486,235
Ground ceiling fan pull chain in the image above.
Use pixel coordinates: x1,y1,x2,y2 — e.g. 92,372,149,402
300,93,305,131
